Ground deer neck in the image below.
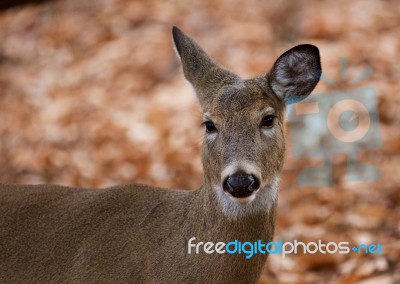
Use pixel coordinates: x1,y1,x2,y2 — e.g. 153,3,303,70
187,183,277,243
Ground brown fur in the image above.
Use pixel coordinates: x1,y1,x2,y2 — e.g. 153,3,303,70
0,26,321,283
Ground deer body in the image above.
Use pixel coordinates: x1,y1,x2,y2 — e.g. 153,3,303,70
0,27,321,283
0,183,274,283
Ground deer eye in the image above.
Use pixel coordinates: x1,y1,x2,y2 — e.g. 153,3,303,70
261,115,275,128
203,121,217,133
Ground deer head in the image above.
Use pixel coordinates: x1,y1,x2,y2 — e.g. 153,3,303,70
173,27,321,217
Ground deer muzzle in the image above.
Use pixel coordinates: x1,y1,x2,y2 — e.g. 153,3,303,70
223,171,260,198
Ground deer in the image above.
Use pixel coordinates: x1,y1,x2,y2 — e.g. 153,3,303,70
0,26,321,283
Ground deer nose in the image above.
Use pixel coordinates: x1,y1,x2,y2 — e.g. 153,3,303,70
223,171,260,198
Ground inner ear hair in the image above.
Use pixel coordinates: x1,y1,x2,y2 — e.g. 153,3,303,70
268,44,321,104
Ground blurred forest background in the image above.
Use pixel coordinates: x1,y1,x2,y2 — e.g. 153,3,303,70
0,0,399,283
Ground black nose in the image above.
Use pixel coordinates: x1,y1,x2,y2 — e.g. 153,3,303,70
223,171,260,198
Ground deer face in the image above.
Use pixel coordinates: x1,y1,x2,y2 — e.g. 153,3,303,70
201,80,286,206
172,27,321,216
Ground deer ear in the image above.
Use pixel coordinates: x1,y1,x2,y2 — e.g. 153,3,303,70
172,26,216,90
268,44,321,105
172,26,237,102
